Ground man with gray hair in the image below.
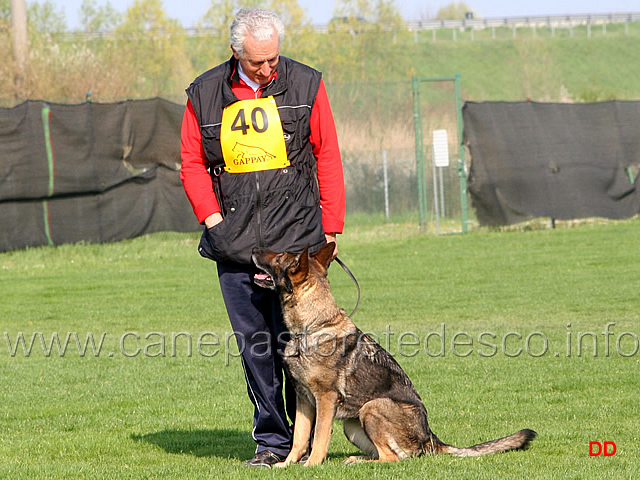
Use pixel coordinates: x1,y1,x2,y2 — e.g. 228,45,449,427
180,8,345,467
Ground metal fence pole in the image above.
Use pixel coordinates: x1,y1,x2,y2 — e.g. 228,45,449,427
432,144,440,233
383,149,390,219
454,73,469,233
412,77,428,232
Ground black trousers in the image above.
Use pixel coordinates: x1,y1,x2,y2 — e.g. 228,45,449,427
217,262,296,458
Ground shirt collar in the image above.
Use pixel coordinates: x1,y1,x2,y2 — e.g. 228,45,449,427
237,62,262,92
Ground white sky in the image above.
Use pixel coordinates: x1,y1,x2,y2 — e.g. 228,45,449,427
48,0,640,30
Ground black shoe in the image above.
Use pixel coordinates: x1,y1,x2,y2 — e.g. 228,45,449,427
243,450,286,467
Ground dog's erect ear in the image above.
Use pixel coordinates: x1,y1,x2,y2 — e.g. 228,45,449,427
280,246,309,294
292,245,310,275
312,242,335,270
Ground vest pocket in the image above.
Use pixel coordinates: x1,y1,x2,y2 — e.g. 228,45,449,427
198,195,256,264
279,106,310,152
282,120,302,151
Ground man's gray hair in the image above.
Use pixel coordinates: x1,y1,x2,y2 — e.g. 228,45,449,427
230,9,285,58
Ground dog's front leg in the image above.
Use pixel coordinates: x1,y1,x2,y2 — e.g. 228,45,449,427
274,393,315,468
305,390,338,466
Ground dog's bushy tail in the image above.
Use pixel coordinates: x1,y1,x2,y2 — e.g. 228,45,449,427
430,429,537,457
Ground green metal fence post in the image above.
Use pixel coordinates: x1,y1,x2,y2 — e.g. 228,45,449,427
412,77,427,232
454,73,469,233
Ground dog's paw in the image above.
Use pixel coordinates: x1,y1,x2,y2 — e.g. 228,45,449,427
302,457,324,467
344,455,368,465
273,461,289,468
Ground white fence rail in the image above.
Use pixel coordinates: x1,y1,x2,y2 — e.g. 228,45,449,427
404,12,640,31
59,12,640,39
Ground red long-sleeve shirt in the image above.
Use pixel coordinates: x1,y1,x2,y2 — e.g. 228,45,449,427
180,75,345,234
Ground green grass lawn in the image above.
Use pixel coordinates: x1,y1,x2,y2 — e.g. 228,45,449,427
1,217,639,479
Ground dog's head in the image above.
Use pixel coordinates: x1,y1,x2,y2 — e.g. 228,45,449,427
251,243,335,295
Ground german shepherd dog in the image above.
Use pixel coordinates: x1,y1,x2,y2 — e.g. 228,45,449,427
252,243,536,467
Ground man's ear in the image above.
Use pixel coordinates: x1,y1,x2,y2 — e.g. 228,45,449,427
231,45,240,60
313,242,335,270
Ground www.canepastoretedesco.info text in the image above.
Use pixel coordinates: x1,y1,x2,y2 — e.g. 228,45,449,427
3,323,639,360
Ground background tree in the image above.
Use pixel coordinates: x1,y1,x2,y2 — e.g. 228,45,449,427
79,0,122,33
193,0,311,74
327,0,405,82
27,0,66,33
269,0,309,31
7,0,68,100
1,0,10,20
436,2,477,20
332,0,403,28
0,0,16,96
115,0,192,97
199,0,308,32
199,0,258,32
324,0,408,151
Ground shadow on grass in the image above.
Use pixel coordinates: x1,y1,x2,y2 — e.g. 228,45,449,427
131,429,255,460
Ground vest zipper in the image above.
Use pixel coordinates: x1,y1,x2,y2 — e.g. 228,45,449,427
255,172,264,247
254,84,266,248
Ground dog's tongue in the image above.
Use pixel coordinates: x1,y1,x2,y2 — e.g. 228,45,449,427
254,273,272,282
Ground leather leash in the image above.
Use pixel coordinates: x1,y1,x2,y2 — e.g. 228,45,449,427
334,256,361,318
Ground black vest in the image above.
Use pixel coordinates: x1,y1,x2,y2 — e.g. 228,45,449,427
185,56,326,265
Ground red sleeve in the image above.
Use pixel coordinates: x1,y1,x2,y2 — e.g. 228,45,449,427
310,80,345,234
180,99,220,223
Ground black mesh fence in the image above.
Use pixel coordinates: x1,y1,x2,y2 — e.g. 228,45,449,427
4,97,638,252
0,99,200,252
464,100,640,226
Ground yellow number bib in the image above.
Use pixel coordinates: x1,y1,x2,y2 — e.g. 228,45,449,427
220,96,290,173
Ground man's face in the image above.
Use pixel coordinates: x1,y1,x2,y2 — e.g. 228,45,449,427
233,31,280,85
